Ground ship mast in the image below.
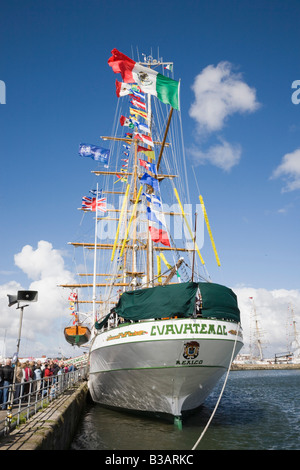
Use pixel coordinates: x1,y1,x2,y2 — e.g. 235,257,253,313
249,298,265,361
287,304,300,359
60,54,180,311
146,84,153,286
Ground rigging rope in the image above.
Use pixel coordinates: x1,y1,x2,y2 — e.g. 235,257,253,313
191,322,241,450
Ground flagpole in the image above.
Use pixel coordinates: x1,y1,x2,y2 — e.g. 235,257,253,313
147,91,154,286
92,183,99,326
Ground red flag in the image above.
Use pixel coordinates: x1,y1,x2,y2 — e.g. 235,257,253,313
134,133,154,147
149,226,170,247
108,49,136,82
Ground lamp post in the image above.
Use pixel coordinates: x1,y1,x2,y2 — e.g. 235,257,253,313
5,290,38,433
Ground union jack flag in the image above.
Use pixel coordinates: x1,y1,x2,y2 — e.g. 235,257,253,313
82,196,107,212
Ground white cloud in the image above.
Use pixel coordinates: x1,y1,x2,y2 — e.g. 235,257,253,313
233,286,300,358
189,137,242,171
2,241,299,361
14,240,66,280
0,241,77,358
271,148,300,192
189,61,260,133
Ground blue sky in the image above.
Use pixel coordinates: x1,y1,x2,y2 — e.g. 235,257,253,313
0,0,300,358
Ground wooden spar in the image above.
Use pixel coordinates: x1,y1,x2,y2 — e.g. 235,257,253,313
77,273,122,277
91,171,177,178
91,170,133,176
100,136,132,144
77,300,117,304
100,135,170,147
68,241,195,252
157,107,174,172
163,258,184,285
59,282,132,288
103,190,126,194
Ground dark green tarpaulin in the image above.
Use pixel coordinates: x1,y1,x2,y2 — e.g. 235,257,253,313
95,312,111,330
198,282,240,322
115,282,199,321
95,281,240,328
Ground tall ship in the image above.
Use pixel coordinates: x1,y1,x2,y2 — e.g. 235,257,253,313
61,49,243,425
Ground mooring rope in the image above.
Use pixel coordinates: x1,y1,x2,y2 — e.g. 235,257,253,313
191,322,241,450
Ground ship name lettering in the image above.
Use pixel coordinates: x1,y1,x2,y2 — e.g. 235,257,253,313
176,359,203,365
150,323,227,336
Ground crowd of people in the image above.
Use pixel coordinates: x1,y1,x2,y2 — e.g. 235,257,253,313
0,358,77,410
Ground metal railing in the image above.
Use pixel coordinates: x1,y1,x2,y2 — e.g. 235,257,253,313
0,366,89,436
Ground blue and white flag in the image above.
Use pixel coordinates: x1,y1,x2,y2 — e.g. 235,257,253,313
130,88,145,101
140,172,159,192
146,206,167,228
89,188,103,198
143,193,162,207
137,122,150,134
79,144,110,164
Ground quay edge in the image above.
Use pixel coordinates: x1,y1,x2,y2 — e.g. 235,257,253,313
231,363,300,371
0,381,88,451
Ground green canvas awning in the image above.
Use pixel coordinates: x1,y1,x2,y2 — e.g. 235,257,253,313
198,282,240,322
114,282,199,321
95,281,240,328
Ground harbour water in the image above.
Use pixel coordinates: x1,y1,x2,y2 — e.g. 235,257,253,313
71,369,300,451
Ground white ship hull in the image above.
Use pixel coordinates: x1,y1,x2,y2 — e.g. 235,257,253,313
88,318,243,420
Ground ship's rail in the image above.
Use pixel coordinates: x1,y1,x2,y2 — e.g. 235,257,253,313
0,365,89,437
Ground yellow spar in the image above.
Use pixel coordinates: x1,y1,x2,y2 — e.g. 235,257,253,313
199,194,221,267
111,184,130,262
120,185,143,257
156,255,162,283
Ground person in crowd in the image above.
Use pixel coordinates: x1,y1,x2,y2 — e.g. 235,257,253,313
0,360,3,406
33,360,42,394
51,360,60,378
1,359,14,410
23,360,33,399
14,360,23,402
42,363,53,396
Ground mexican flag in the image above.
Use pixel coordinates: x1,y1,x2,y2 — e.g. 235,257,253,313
115,80,132,97
108,49,180,110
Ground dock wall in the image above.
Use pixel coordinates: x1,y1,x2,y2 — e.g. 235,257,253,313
0,381,89,450
231,363,300,371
